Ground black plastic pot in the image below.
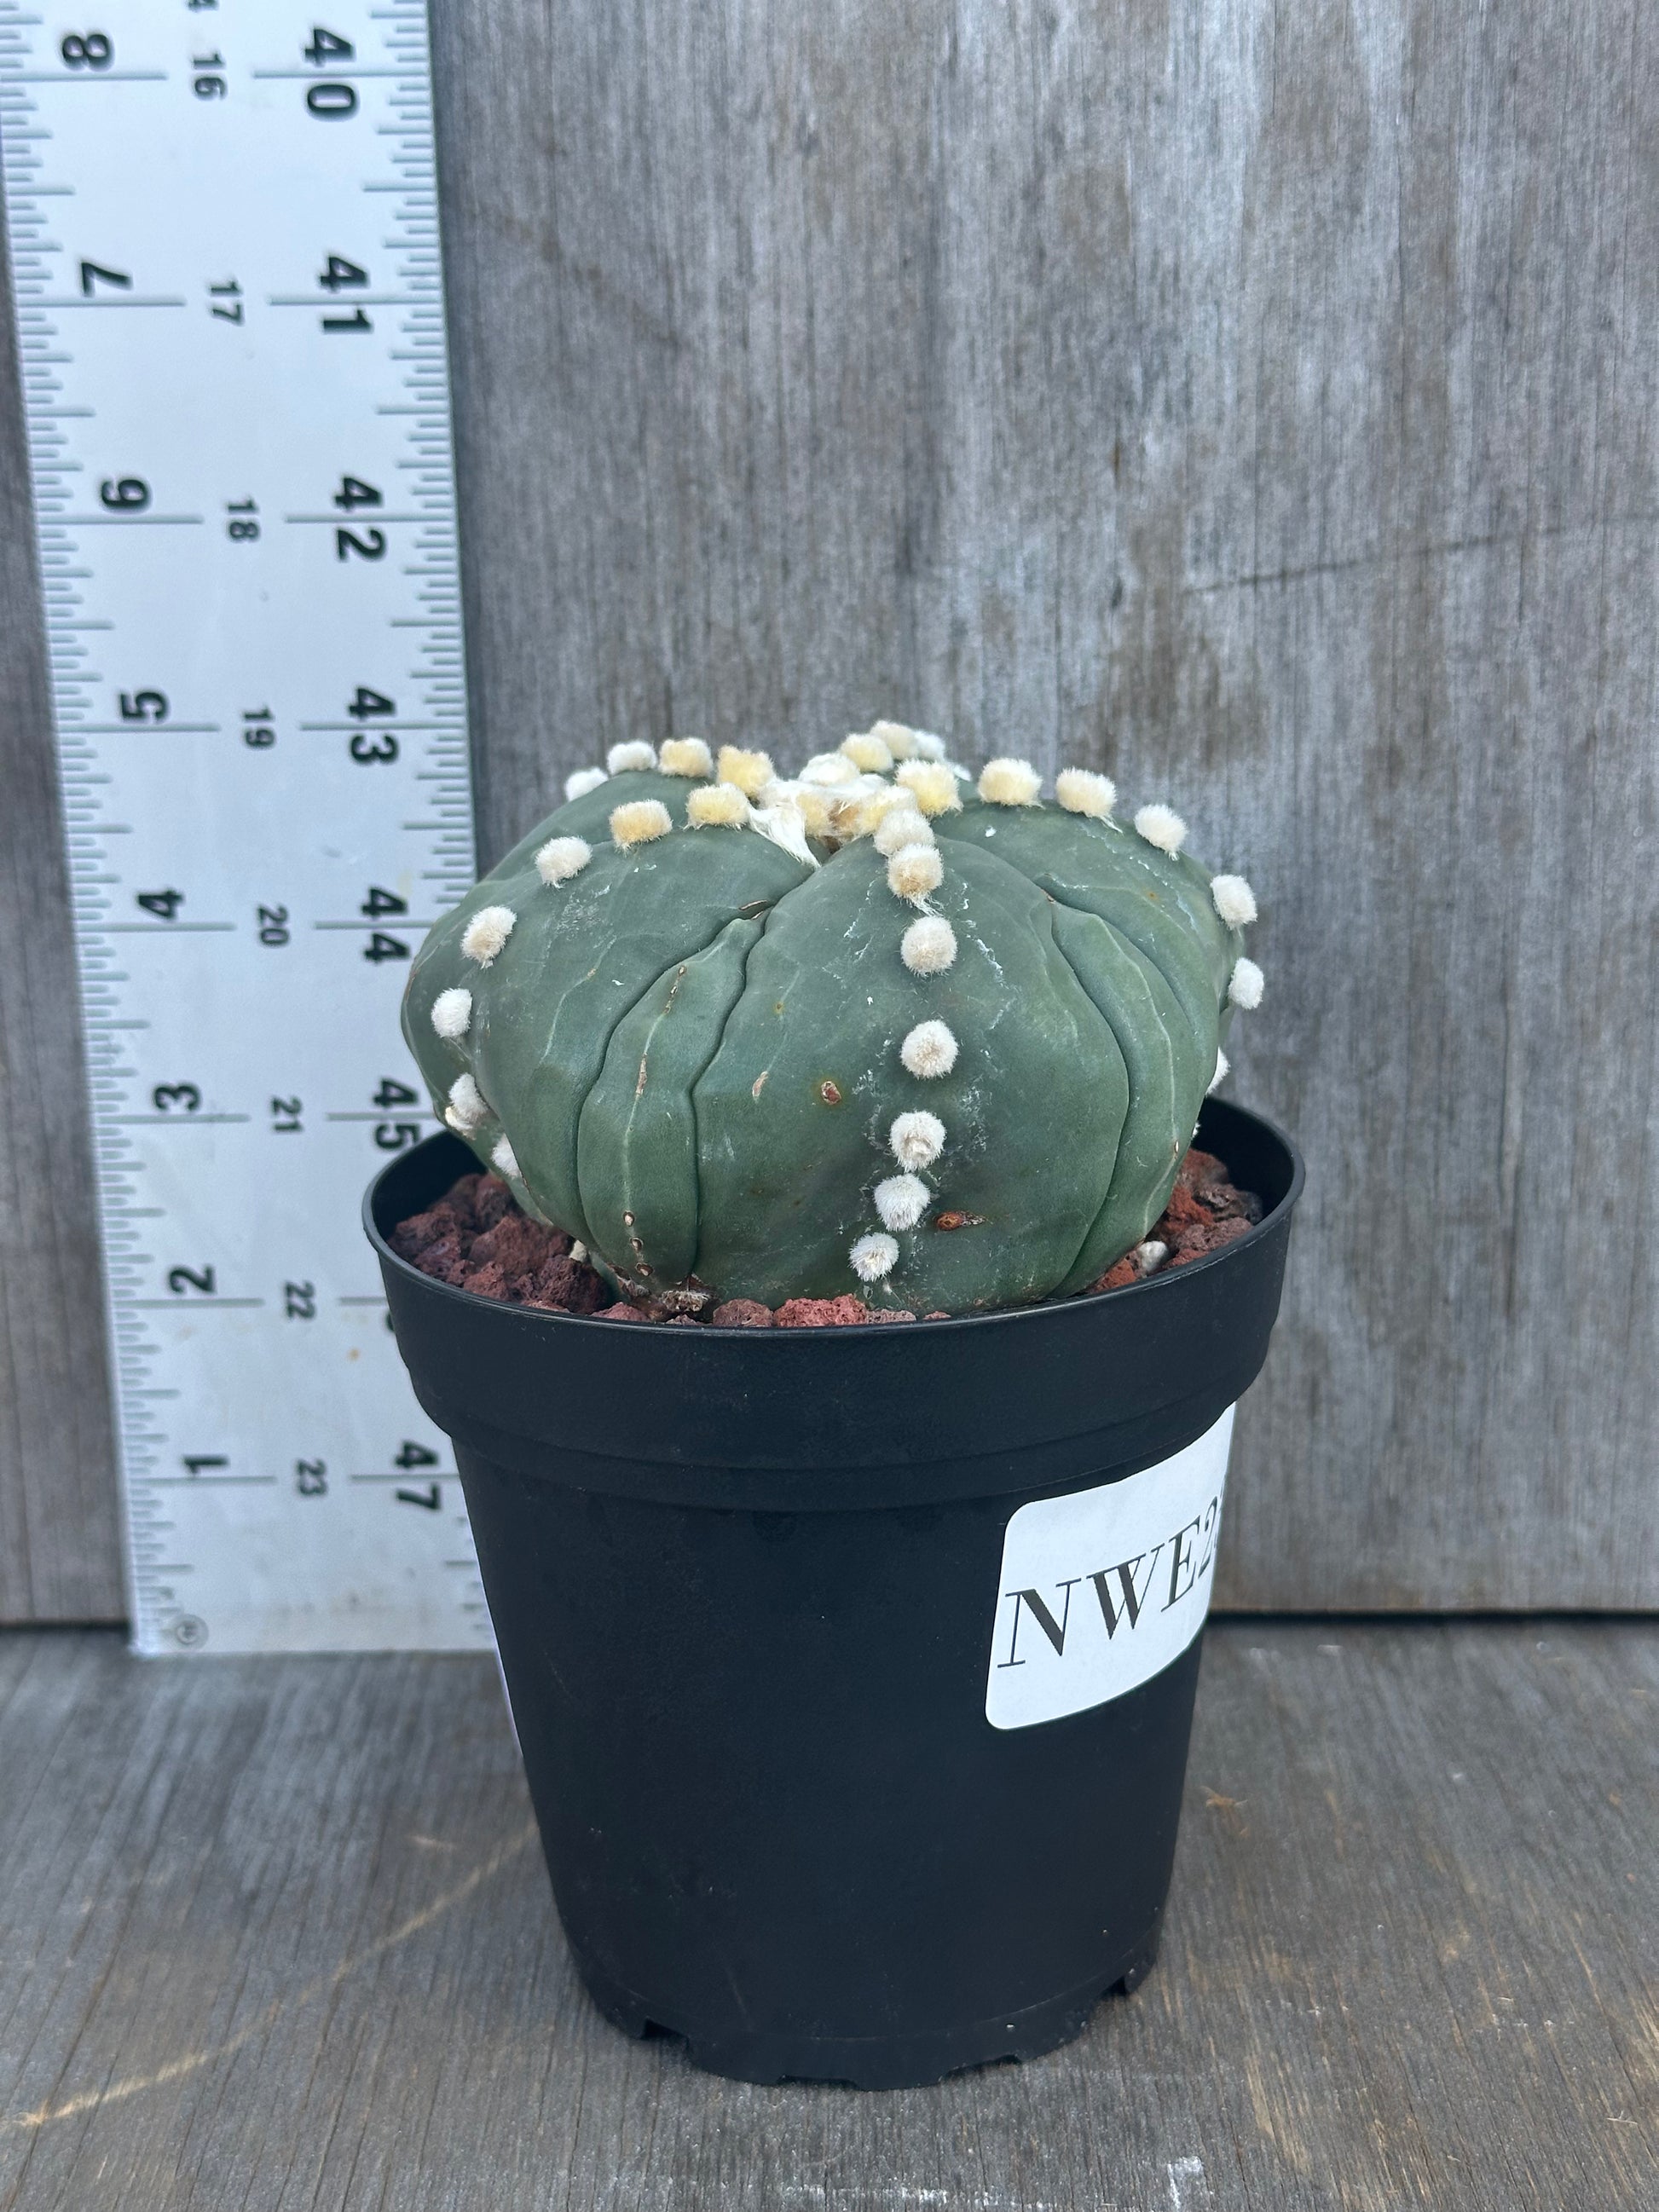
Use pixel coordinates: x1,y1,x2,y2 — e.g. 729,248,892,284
366,1097,1301,2088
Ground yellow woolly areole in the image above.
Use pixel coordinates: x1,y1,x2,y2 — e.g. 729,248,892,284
1211,873,1257,927
895,760,962,817
840,731,894,773
978,757,1042,807
870,719,921,760
535,835,591,886
900,915,957,974
658,736,714,778
1056,767,1115,819
431,986,471,1040
873,806,933,857
824,788,882,842
795,786,836,839
1134,803,1188,855
686,781,752,829
460,904,515,966
606,740,657,774
716,744,774,798
564,765,608,801
609,798,673,849
887,843,944,904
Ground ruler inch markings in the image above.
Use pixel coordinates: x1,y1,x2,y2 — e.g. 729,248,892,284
3,0,490,1660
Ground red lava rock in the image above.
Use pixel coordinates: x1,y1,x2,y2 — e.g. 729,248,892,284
774,1294,871,1329
517,1254,600,1314
396,1146,1263,1323
711,1299,774,1328
471,1212,564,1276
471,1174,515,1230
1166,1215,1251,1267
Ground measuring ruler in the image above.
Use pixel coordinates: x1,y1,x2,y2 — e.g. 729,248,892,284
2,0,493,1654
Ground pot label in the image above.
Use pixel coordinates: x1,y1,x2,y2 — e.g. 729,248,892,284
985,1406,1234,1730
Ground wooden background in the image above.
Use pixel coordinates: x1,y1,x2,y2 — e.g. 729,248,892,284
3,0,1656,1622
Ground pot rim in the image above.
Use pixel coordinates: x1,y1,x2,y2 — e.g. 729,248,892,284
363,1094,1304,1337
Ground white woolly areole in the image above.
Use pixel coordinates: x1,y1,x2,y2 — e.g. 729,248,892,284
1208,1047,1229,1094
610,798,673,849
716,744,774,798
841,731,894,773
870,719,920,760
461,904,516,966
901,915,957,975
800,751,859,788
1135,802,1188,855
895,760,962,817
1056,767,1116,819
490,1135,520,1179
890,1109,946,1170
887,842,944,904
564,765,608,802
978,757,1042,807
1228,956,1264,1010
431,986,472,1040
535,835,592,886
850,1232,899,1283
909,728,949,761
606,739,657,774
447,1071,488,1133
873,1173,930,1233
687,781,752,828
1211,873,1257,928
1134,1239,1168,1275
749,794,818,867
873,806,934,857
658,736,714,778
900,1019,958,1078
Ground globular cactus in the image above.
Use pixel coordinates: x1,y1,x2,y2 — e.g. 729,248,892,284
403,725,1263,1314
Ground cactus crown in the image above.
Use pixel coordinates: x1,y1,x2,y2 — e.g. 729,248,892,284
403,725,1261,1314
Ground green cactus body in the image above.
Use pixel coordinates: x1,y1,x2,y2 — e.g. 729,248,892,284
402,740,1262,1314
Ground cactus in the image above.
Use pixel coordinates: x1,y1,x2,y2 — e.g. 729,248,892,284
402,727,1263,1314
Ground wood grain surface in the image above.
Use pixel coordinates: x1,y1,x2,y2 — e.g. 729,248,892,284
3,0,1657,1614
1,1622,1655,2209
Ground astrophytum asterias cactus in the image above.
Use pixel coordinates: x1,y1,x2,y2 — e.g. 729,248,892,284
402,725,1263,1314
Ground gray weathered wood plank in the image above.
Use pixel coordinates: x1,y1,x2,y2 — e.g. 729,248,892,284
0,211,123,1625
3,0,1656,1612
425,0,1659,1606
1,1623,1655,2209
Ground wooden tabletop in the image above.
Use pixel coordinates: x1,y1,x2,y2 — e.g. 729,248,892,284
1,1621,1653,2210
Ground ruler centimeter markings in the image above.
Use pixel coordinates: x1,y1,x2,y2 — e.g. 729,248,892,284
2,0,493,1654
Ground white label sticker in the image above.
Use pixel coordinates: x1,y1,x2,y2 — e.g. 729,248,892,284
985,1407,1234,1730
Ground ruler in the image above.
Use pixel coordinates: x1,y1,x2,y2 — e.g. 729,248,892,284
1,0,493,1655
